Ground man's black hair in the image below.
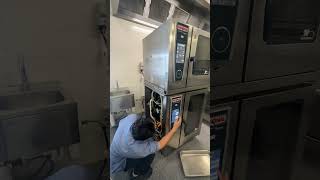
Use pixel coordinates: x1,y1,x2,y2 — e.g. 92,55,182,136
131,117,155,141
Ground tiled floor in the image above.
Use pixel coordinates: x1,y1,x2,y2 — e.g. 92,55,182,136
111,122,210,180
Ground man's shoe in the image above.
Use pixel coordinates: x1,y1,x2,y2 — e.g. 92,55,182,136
128,168,153,180
143,168,152,179
129,169,141,180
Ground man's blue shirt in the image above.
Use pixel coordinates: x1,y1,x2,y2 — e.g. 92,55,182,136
110,114,160,174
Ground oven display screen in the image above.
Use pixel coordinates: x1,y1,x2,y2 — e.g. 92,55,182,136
171,96,182,128
176,43,186,63
171,109,180,123
175,23,189,81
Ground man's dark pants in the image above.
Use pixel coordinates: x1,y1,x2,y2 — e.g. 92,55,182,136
125,154,155,175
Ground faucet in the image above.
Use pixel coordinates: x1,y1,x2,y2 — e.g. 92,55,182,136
18,55,30,91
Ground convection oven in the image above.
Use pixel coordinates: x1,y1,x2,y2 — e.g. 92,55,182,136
143,19,210,95
212,0,320,85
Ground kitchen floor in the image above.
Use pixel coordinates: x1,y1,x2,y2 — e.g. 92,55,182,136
111,122,210,180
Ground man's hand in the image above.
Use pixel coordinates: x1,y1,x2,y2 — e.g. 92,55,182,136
158,116,183,150
172,117,182,132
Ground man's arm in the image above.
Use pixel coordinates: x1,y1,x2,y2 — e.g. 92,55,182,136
158,117,182,150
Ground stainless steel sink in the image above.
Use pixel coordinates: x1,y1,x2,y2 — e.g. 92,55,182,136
0,84,80,162
110,89,130,97
0,90,65,111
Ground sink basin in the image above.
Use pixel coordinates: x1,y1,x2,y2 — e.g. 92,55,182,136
110,88,130,97
0,87,80,162
0,91,65,111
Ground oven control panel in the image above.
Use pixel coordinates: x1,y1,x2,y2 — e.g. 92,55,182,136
175,23,189,81
211,109,228,179
170,96,182,129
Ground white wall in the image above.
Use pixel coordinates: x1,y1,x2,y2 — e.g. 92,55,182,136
110,16,154,112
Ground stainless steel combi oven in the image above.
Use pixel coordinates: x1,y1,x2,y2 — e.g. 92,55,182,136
211,76,320,180
145,87,208,149
211,0,320,179
212,0,320,86
143,20,209,149
143,19,210,95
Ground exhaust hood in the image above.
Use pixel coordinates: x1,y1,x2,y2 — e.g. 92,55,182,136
111,0,210,31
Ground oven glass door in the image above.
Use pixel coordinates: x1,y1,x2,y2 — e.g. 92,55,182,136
245,0,320,81
233,86,313,180
180,89,208,145
187,28,210,88
264,0,319,45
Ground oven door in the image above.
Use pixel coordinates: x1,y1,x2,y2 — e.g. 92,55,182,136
211,101,239,180
187,28,210,88
245,0,320,81
233,85,314,180
179,88,208,146
211,0,251,86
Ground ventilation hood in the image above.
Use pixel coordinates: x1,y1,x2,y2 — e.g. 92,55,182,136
111,0,210,31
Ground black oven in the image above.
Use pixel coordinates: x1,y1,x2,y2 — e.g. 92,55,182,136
212,0,320,85
233,85,314,180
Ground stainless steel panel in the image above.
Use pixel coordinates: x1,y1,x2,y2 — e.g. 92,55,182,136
143,20,192,94
145,79,209,96
187,28,210,87
0,85,79,162
212,71,320,101
0,100,79,161
0,91,64,111
143,21,171,91
180,150,210,177
166,93,185,148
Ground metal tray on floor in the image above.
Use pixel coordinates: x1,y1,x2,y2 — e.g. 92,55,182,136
180,150,210,177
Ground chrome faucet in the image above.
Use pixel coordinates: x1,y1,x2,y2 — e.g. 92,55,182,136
18,55,30,91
